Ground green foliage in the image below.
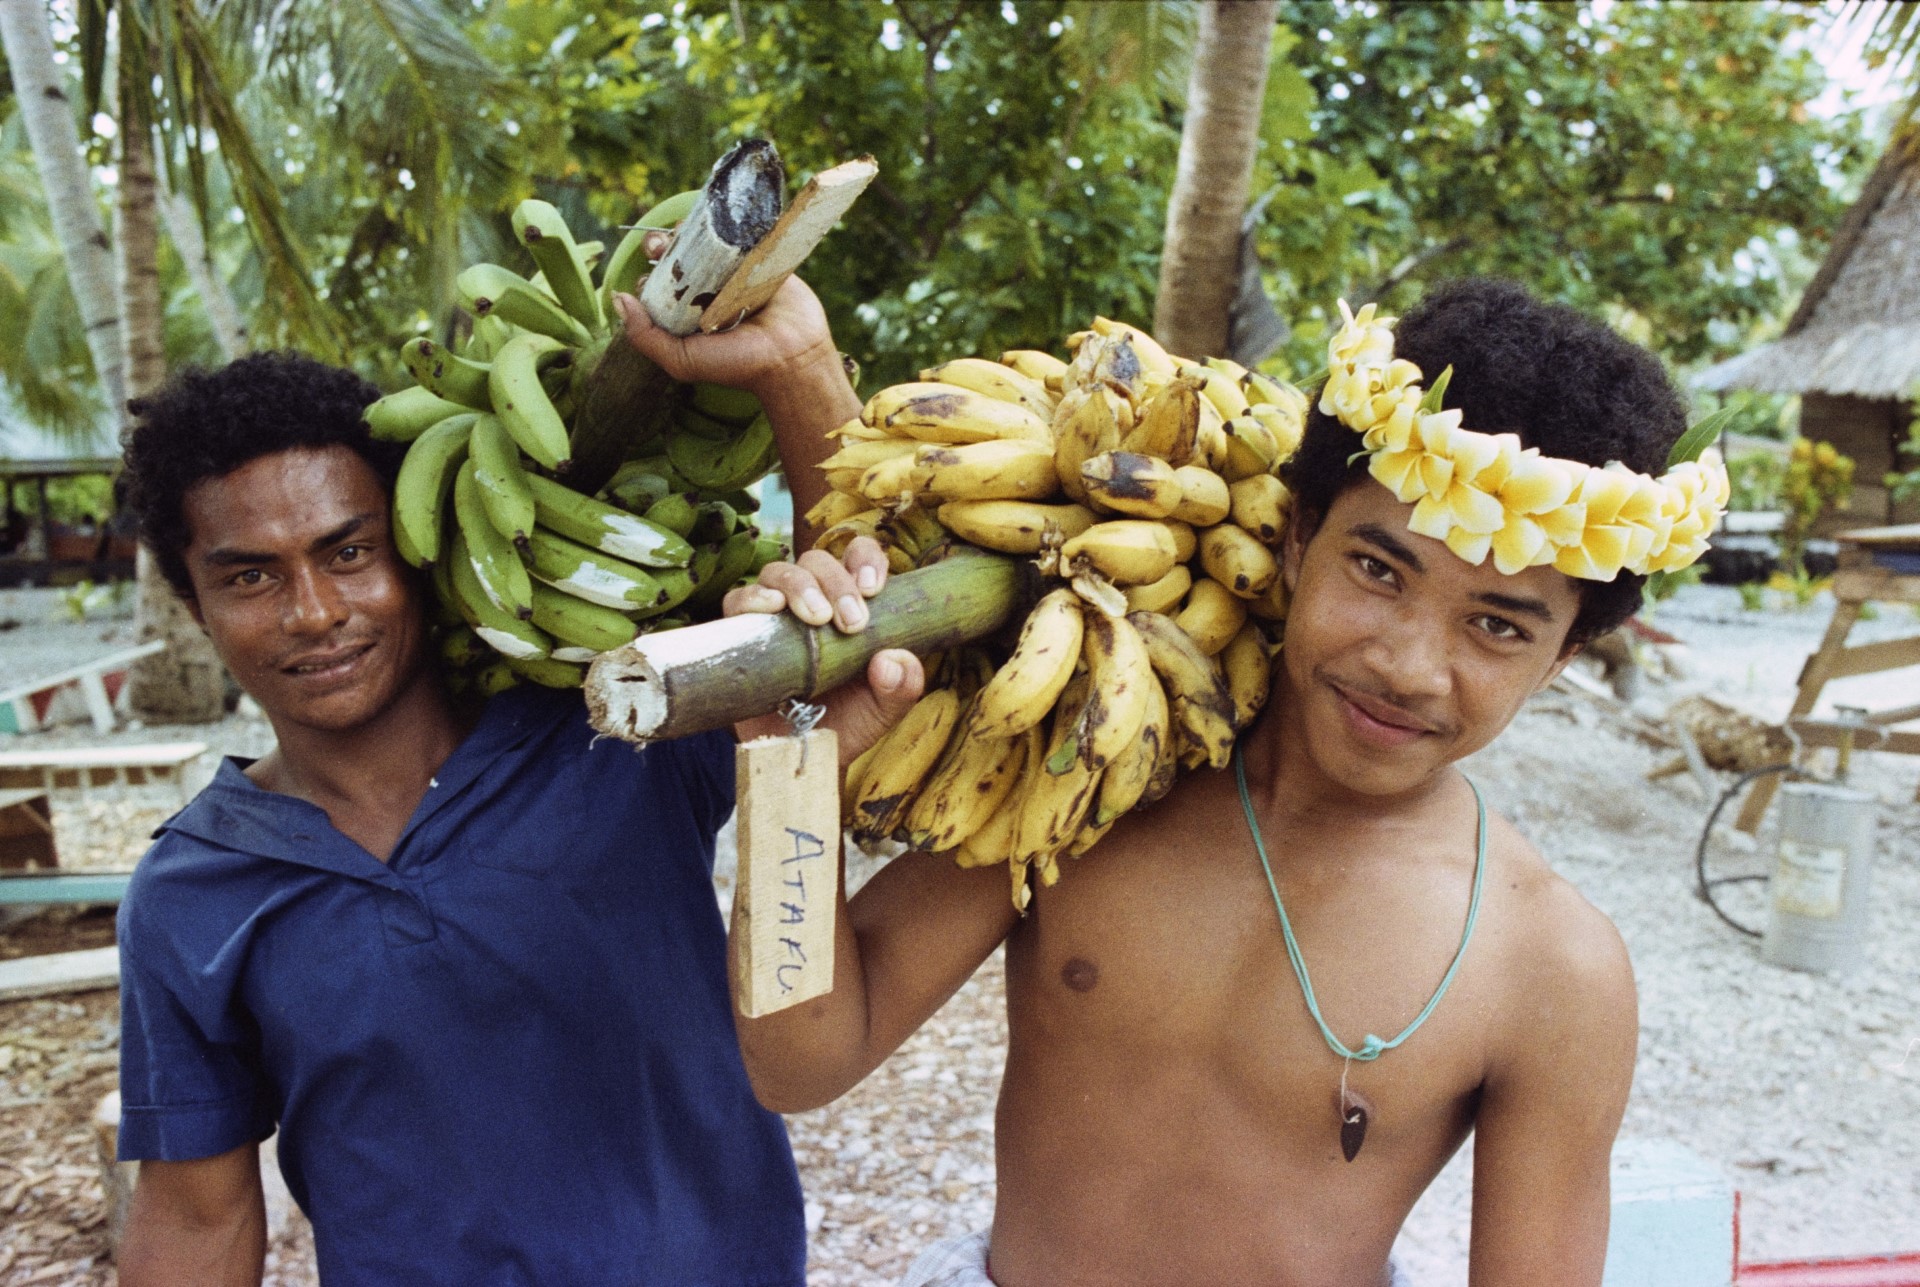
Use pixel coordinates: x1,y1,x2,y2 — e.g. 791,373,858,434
1726,448,1786,512
1265,0,1859,370
1737,580,1768,611
9,474,115,527
1779,436,1854,572
1886,395,1920,507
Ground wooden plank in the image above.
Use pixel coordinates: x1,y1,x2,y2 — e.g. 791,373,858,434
1786,720,1920,757
1833,567,1920,605
0,741,205,770
0,640,164,705
698,156,878,333
1836,522,1920,549
1825,634,1920,679
731,731,838,1018
0,945,119,1001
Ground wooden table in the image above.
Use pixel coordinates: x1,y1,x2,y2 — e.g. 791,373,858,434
1736,524,1920,832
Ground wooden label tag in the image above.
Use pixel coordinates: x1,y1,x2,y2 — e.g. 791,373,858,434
732,730,839,1017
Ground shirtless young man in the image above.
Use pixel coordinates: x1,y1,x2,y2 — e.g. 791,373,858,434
727,279,1730,1286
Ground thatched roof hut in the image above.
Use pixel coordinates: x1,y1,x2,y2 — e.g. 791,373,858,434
1695,138,1920,526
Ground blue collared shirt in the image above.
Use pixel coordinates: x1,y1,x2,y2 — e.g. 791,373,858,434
117,686,804,1286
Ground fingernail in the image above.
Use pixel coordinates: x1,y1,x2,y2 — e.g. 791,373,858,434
750,587,784,612
611,294,633,323
837,594,868,630
856,565,879,593
875,655,902,689
801,588,832,622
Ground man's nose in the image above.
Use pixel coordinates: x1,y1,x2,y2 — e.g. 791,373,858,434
1364,609,1453,702
284,565,348,634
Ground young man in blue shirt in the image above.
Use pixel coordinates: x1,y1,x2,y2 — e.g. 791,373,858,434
112,277,922,1286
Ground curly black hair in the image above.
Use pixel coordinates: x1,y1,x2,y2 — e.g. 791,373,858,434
120,352,399,596
1280,278,1688,647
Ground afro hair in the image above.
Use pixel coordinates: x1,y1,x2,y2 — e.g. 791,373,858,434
120,352,399,596
1280,278,1689,646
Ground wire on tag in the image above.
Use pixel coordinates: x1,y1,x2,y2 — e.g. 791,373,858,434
778,698,828,776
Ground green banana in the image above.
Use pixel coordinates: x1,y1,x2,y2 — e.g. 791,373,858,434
402,338,493,410
597,188,702,309
686,531,759,611
366,385,465,442
688,382,763,428
512,199,603,330
750,536,789,575
457,263,592,346
489,333,574,473
526,473,692,567
393,510,426,568
449,532,550,661
439,625,488,671
689,500,742,545
672,404,743,442
453,461,534,620
526,527,664,610
507,655,586,689
665,412,776,492
475,662,519,696
530,582,639,654
391,413,478,567
638,188,702,230
641,565,699,619
602,462,674,513
642,493,699,538
467,413,537,551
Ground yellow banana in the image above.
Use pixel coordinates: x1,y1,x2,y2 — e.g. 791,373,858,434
919,358,1056,421
1014,676,1103,866
917,439,1060,501
971,587,1085,739
847,687,963,841
1089,317,1178,381
1121,375,1203,465
937,499,1097,554
1051,386,1124,505
1221,621,1274,730
863,382,1051,445
1000,349,1070,386
1168,465,1231,525
907,724,1028,853
1203,356,1251,384
815,509,887,560
1129,609,1237,770
1180,362,1251,421
1094,673,1170,825
1060,520,1178,585
956,788,1021,869
1073,610,1153,772
1174,576,1249,656
1248,399,1305,463
1079,451,1182,519
805,489,874,530
1198,523,1280,598
1230,473,1292,545
822,438,920,492
1123,563,1193,615
1248,573,1292,623
1195,396,1230,472
857,452,934,505
1164,519,1197,563
1221,414,1281,482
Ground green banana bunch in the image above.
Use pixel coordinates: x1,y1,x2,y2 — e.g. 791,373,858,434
375,191,797,696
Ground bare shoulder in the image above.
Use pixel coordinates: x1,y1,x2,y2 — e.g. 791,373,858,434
1477,805,1637,1061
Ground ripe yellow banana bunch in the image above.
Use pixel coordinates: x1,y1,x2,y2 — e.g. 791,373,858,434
370,194,792,696
813,318,1314,907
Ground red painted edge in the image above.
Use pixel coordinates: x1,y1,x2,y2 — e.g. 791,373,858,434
1737,1252,1920,1286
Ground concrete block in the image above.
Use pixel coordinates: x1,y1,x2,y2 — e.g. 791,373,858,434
1604,1138,1736,1287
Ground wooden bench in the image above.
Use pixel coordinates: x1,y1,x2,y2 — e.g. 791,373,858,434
0,639,166,735
0,742,207,807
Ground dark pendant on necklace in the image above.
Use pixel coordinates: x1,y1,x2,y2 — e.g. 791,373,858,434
1340,1099,1368,1162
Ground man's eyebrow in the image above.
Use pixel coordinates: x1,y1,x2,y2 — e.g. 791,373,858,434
200,513,378,568
1348,523,1424,573
1471,589,1558,624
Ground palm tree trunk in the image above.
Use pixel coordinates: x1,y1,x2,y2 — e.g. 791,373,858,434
160,176,249,361
1152,0,1279,362
119,75,229,724
0,0,129,422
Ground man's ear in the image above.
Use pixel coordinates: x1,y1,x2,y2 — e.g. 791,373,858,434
1536,639,1583,694
1280,506,1319,594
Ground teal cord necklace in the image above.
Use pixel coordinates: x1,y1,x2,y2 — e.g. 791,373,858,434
1233,746,1488,1160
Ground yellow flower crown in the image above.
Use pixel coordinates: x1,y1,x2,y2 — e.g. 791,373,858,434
1319,300,1731,582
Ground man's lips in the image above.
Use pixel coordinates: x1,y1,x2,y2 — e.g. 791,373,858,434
280,642,374,678
1327,680,1442,743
